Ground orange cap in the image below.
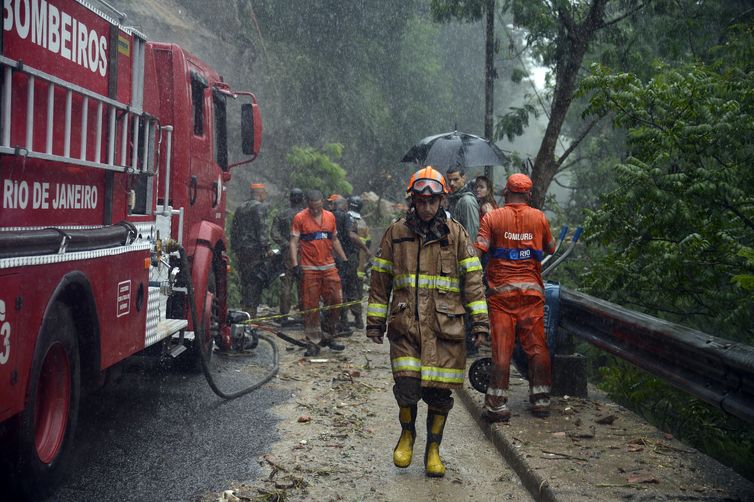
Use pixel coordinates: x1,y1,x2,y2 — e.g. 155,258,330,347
327,193,343,202
250,183,265,190
505,173,532,193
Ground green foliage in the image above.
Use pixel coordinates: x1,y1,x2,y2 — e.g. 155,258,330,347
503,0,563,65
287,144,352,196
580,25,754,341
564,22,754,480
733,247,754,295
598,360,754,479
246,1,488,201
510,67,528,83
495,103,538,141
430,0,489,23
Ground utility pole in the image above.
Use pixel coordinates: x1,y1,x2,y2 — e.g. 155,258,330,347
484,0,495,182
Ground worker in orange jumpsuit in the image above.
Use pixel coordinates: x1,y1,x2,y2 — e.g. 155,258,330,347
476,173,556,420
290,190,350,356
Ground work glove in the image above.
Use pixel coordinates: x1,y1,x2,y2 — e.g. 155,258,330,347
291,265,302,280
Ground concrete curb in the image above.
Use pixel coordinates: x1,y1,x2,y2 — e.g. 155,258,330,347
457,384,559,502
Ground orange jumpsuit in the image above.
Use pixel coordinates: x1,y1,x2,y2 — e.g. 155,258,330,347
291,208,343,342
476,203,555,413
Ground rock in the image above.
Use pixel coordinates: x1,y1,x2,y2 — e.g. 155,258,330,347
218,490,240,502
595,414,617,425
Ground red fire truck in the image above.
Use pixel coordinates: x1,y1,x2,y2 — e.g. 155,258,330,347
0,0,262,495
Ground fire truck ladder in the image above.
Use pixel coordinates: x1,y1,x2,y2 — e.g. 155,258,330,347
0,51,166,176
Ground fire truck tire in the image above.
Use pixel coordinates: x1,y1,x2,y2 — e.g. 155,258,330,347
15,302,80,498
178,264,217,372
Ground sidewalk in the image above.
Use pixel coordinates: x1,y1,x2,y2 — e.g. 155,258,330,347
457,358,754,501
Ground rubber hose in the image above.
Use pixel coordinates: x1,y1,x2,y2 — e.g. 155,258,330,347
178,246,279,399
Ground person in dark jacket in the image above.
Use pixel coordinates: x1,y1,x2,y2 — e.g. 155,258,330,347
271,188,305,315
329,194,370,333
348,195,371,328
230,183,271,319
445,167,480,241
446,167,481,355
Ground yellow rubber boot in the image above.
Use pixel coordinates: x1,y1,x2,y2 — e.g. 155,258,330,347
393,405,417,468
424,411,448,477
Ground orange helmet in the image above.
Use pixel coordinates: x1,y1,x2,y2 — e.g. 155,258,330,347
407,166,448,196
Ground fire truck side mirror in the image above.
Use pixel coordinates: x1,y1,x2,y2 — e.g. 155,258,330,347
241,102,263,157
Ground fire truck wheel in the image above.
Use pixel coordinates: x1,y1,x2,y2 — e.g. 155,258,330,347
178,264,218,372
16,302,80,498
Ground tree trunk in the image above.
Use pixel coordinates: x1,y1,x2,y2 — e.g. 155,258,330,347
484,0,495,182
529,0,608,208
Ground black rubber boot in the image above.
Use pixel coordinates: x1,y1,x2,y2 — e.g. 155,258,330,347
303,343,320,357
318,339,345,351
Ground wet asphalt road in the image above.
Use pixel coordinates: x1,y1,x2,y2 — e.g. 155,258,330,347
45,345,286,502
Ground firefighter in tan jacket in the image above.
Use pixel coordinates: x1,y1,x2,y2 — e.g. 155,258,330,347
366,166,489,477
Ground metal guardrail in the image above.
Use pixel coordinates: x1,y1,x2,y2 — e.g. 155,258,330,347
558,287,754,424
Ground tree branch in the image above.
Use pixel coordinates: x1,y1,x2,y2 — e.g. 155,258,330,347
557,5,577,35
722,201,754,232
552,176,587,190
556,155,588,174
725,6,754,28
598,1,650,30
555,117,601,168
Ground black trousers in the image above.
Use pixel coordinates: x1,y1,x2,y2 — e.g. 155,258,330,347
393,376,454,413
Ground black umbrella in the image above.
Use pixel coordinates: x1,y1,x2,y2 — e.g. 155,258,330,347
401,131,507,169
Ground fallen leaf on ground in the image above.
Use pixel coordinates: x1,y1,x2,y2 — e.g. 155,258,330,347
570,426,596,439
274,480,296,489
595,414,617,425
627,473,659,484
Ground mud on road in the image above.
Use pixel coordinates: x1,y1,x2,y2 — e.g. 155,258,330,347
207,325,531,502
200,315,754,502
